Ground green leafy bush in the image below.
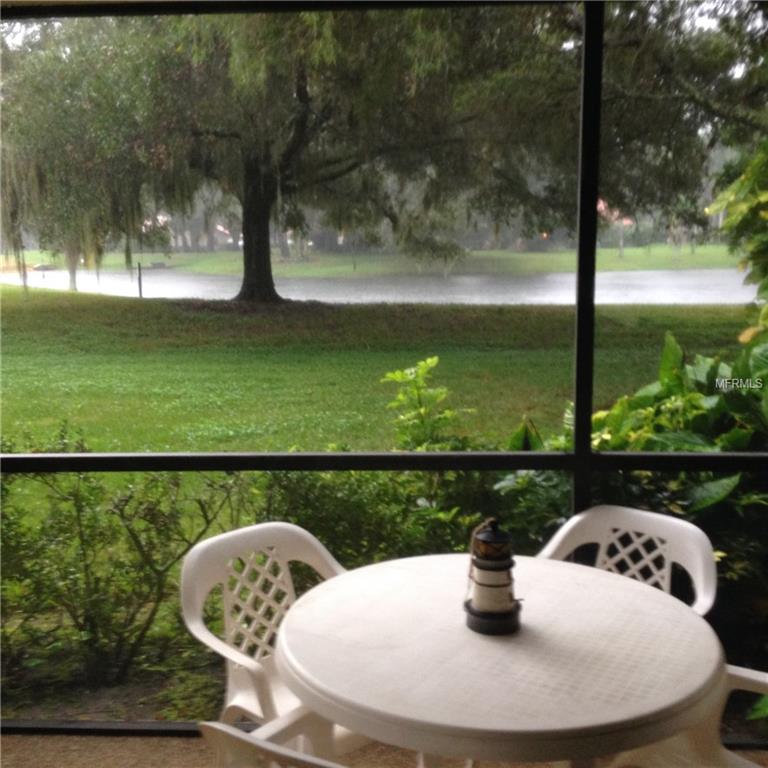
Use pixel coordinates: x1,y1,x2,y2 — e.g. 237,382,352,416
484,352,768,706
258,468,415,568
586,334,768,588
496,334,767,581
591,332,767,454
493,469,571,554
496,335,768,675
1,426,251,689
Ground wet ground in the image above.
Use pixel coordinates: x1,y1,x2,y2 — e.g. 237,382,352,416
0,267,757,304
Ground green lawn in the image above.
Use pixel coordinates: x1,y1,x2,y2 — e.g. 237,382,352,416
0,286,748,452
14,242,739,279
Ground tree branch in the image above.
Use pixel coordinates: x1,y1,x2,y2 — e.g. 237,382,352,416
278,62,312,175
190,127,242,141
303,159,364,187
670,72,768,133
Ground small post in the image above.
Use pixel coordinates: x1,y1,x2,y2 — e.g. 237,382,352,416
137,262,143,298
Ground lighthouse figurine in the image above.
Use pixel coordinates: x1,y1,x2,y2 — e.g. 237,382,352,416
464,518,521,635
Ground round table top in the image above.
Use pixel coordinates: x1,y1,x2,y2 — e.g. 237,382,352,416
275,554,725,761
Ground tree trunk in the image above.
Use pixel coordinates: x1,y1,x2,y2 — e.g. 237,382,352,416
618,220,624,259
236,158,280,302
202,201,217,252
14,248,28,291
124,231,133,271
65,246,78,291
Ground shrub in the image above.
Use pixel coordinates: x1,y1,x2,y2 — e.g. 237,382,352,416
496,334,768,670
1,426,251,689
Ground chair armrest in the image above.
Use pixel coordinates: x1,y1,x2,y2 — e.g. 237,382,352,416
727,664,768,695
537,515,581,560
690,590,715,616
185,616,273,701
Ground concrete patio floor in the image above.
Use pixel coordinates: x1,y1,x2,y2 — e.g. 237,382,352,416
0,735,526,767
2,735,768,768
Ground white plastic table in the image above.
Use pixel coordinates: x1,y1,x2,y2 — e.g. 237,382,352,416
275,554,726,765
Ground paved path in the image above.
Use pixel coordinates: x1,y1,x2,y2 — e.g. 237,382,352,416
0,267,756,304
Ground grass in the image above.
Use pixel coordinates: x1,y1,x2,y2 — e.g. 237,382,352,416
12,242,739,279
0,285,748,452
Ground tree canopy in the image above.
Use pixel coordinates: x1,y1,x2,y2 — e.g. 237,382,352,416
2,3,765,301
708,139,768,337
2,20,167,288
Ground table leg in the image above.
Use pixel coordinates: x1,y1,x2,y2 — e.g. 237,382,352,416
417,754,447,767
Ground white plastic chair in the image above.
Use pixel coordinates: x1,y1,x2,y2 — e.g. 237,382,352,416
538,504,718,615
604,664,768,767
200,717,346,768
181,522,366,757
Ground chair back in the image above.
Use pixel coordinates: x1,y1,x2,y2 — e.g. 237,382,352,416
182,522,344,662
538,504,717,614
200,721,344,768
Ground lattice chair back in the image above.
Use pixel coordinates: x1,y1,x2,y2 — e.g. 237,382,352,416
537,505,717,615
200,721,345,768
182,522,345,723
223,545,296,663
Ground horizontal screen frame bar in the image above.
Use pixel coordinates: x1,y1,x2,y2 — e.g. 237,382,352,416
2,450,766,474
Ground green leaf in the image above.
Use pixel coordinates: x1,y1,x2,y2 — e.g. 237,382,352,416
749,343,768,379
717,427,752,451
747,695,768,721
685,354,717,389
603,397,639,445
731,348,753,380
716,361,733,381
631,381,662,407
507,418,543,451
723,388,764,422
700,395,721,411
646,431,716,452
659,332,684,392
689,474,741,512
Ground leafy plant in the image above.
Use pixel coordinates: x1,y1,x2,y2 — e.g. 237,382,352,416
498,333,768,592
381,356,466,449
380,358,504,549
0,426,249,688
494,470,570,554
590,332,768,455
259,468,415,568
